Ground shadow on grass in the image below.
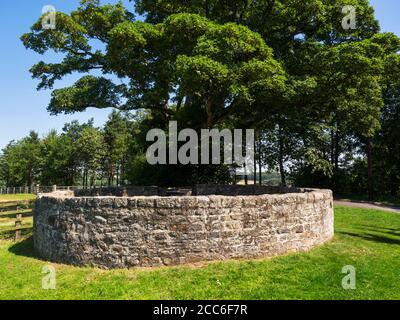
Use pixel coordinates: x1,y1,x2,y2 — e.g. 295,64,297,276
0,228,32,240
339,231,400,246
358,225,400,238
8,237,37,258
359,224,399,232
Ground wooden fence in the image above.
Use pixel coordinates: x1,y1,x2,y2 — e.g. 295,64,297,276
0,186,84,195
0,200,36,241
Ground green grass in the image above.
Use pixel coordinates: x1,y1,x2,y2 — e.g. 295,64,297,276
0,194,37,202
0,205,400,300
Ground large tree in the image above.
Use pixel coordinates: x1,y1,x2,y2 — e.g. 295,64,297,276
20,0,400,193
22,0,286,129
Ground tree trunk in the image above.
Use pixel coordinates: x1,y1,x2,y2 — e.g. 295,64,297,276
258,134,263,185
244,163,248,185
109,163,115,186
331,128,340,192
254,136,257,185
278,125,286,186
367,138,374,201
121,159,126,186
330,130,335,167
92,171,97,187
334,130,340,173
116,167,120,187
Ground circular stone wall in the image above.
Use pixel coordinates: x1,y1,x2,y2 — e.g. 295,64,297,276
33,186,334,269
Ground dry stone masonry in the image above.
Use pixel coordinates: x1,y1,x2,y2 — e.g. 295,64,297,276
33,185,334,269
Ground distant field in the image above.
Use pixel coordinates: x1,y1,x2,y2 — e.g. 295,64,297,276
0,199,400,299
0,194,37,202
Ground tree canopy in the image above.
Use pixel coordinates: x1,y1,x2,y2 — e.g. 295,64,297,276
12,0,400,198
22,1,287,129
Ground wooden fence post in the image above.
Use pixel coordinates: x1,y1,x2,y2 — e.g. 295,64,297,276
15,205,22,242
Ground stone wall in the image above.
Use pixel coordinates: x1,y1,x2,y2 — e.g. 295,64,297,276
194,184,313,196
33,187,334,269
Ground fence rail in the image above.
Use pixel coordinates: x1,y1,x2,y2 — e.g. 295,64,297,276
0,199,36,241
0,185,86,195
0,179,284,195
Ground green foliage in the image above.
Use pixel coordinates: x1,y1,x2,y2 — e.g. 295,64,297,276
0,117,124,188
370,50,400,197
22,4,285,128
39,131,74,186
48,76,124,114
135,0,379,54
103,111,134,185
0,132,41,187
77,126,106,186
14,0,400,196
312,37,386,137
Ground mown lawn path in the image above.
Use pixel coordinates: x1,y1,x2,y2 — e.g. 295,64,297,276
335,200,400,213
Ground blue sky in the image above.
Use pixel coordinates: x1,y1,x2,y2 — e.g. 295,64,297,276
0,0,399,149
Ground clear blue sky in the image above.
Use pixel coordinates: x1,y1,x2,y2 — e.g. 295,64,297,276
0,0,399,149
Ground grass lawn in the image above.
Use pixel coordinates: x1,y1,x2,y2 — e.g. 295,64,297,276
0,205,399,300
0,194,37,202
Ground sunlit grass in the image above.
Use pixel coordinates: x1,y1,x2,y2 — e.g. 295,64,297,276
0,194,36,202
1,205,399,300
